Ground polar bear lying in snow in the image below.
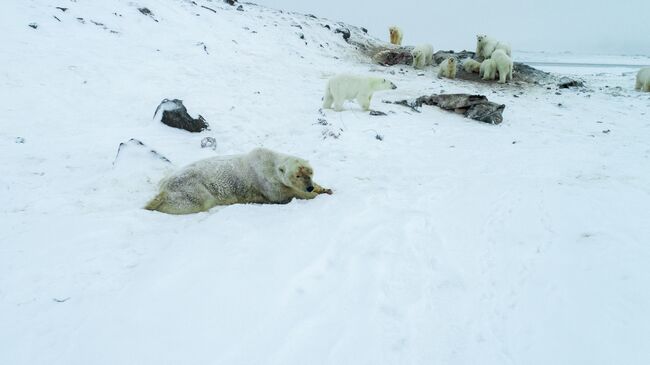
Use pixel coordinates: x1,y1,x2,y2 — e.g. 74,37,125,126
323,74,397,111
412,44,434,69
145,148,332,214
462,58,481,73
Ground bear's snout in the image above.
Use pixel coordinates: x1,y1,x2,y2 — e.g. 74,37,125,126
306,186,314,192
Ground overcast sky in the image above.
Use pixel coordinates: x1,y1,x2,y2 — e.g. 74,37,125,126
254,0,650,55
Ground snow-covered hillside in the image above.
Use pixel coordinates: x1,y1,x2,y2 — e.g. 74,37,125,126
2,1,650,364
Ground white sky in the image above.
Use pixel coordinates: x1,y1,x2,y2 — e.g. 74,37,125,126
254,0,650,55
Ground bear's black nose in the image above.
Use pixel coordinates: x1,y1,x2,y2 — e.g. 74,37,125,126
306,186,314,192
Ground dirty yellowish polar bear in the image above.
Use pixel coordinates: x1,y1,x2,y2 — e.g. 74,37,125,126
145,148,332,214
411,44,434,69
389,26,403,45
323,74,397,111
438,57,457,79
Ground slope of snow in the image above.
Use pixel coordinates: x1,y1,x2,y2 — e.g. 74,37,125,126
1,1,650,364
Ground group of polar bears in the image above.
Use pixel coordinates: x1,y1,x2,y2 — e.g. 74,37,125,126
389,27,513,83
146,29,650,215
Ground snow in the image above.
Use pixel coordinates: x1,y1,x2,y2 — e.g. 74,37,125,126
2,1,650,364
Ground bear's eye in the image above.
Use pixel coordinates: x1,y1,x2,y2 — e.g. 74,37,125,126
279,167,285,173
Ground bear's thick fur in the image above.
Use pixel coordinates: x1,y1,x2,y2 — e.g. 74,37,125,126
462,58,481,73
438,57,457,79
144,148,332,214
411,44,434,69
323,74,397,111
389,26,403,45
636,67,650,92
476,35,511,60
491,49,513,83
480,58,497,81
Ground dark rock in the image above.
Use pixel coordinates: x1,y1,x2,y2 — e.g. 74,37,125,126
408,94,505,124
306,14,317,19
153,99,209,133
201,137,217,150
15,137,25,144
237,5,244,11
138,7,152,16
558,77,584,89
28,23,38,29
369,110,387,116
361,27,368,33
224,0,237,5
335,27,350,42
56,7,68,12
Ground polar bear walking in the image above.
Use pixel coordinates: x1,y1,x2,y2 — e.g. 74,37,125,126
476,34,512,60
144,148,332,214
412,44,434,69
322,74,397,111
389,26,403,45
491,49,513,83
636,67,650,92
438,57,457,79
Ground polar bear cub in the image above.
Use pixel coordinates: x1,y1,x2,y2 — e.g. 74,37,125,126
412,44,434,69
389,26,403,45
323,74,397,111
636,67,650,92
438,57,457,79
462,58,481,73
476,34,511,60
144,148,332,214
480,59,497,80
491,49,513,83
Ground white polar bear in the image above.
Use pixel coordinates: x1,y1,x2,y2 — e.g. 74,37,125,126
480,58,497,80
636,67,650,92
412,44,434,69
389,26,403,45
491,49,513,83
144,148,332,214
322,74,397,111
476,34,512,60
462,58,481,73
438,57,457,79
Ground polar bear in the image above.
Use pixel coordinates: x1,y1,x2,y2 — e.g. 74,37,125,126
491,49,513,83
462,58,481,73
438,57,457,79
411,44,434,69
635,67,650,92
144,148,332,214
480,58,497,81
322,74,397,111
476,34,512,60
389,26,403,45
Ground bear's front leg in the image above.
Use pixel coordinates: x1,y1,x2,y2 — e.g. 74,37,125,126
312,182,333,195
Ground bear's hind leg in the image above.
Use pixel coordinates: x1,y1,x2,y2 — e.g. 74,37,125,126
643,81,650,92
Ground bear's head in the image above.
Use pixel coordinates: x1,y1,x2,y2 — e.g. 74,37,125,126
477,34,487,43
277,158,315,193
389,26,397,35
448,58,456,66
380,78,397,90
